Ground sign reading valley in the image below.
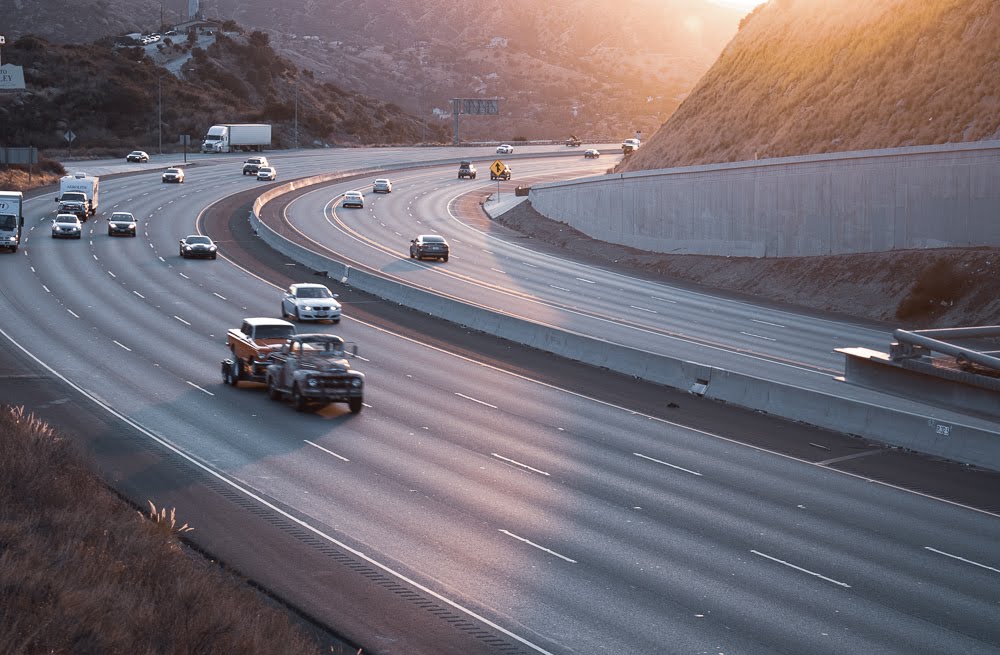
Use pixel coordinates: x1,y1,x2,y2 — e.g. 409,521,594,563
0,65,25,90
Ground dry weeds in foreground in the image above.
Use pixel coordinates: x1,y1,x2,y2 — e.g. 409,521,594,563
0,405,334,655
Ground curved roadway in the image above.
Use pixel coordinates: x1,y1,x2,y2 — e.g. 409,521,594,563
1,148,998,655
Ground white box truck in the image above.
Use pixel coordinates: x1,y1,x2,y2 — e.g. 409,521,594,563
56,172,100,218
200,124,271,153
0,190,24,253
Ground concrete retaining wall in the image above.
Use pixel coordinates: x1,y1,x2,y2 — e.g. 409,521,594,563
529,140,1000,257
249,177,1000,471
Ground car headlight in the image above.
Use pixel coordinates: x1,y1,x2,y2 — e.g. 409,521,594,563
128,223,136,229
307,378,319,388
209,246,217,251
302,305,312,311
351,378,362,388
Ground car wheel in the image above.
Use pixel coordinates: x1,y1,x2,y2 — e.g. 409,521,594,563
108,229,113,236
224,360,240,386
294,307,302,321
348,397,363,414
267,376,281,400
332,317,341,324
409,248,415,259
292,385,308,412
211,253,217,260
180,249,186,258
442,255,449,262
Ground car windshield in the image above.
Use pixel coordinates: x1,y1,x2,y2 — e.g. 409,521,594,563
186,236,211,245
111,214,133,221
295,287,332,299
57,217,78,224
255,325,295,340
166,168,180,174
422,236,445,243
301,338,345,356
0,215,16,230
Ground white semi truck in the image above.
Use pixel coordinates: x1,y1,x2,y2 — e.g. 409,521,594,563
200,124,271,153
56,172,100,219
0,190,24,253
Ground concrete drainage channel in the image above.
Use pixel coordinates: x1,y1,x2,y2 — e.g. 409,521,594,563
249,170,1000,473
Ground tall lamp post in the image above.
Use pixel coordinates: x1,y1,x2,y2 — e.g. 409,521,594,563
158,75,163,155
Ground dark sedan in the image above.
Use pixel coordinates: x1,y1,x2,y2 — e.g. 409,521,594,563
409,234,449,262
179,234,217,259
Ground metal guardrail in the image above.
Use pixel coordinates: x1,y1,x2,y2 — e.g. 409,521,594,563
892,326,1000,373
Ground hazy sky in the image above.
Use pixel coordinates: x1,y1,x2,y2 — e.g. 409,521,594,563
707,0,766,11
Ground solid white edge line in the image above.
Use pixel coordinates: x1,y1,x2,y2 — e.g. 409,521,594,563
924,546,1000,574
304,440,350,462
751,550,851,588
0,324,556,655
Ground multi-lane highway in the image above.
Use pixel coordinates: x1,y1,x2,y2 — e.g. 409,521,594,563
2,148,999,654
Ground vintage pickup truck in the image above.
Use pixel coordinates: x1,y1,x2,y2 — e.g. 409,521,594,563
222,317,296,385
265,334,364,413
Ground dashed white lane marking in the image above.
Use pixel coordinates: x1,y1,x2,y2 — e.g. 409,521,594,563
158,256,165,262
752,319,787,328
455,392,497,409
305,440,350,462
924,547,1000,574
630,305,658,314
522,262,537,268
499,530,576,563
650,295,677,304
213,292,226,300
550,285,571,292
133,291,145,299
66,309,79,319
179,272,189,279
491,453,550,476
491,268,506,274
751,550,851,588
173,316,191,326
185,381,214,396
741,331,777,342
42,285,50,293
575,277,595,284
482,249,494,255
634,452,702,476
113,340,132,352
107,271,116,278
92,254,99,261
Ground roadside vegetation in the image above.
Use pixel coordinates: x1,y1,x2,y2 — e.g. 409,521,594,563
0,405,353,655
0,25,447,157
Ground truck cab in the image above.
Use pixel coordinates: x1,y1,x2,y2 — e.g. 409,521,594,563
55,191,90,221
265,334,364,413
0,191,24,253
56,172,99,218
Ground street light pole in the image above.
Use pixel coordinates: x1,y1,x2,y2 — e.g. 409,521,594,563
294,81,298,151
158,75,163,154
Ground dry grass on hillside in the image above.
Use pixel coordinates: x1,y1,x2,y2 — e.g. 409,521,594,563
623,0,1000,172
0,405,336,655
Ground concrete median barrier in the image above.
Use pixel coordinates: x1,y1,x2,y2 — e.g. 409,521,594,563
249,165,1000,472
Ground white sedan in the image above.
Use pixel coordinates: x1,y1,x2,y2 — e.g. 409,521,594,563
342,191,365,208
496,144,514,154
256,166,277,181
52,214,83,239
281,283,342,322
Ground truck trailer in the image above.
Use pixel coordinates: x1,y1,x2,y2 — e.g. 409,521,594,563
0,190,24,253
56,172,100,218
201,124,271,153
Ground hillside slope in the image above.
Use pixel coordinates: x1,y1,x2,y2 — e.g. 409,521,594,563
622,0,1000,172
0,30,447,153
2,0,745,142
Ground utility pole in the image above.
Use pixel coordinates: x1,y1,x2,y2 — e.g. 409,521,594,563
158,75,163,154
294,80,299,150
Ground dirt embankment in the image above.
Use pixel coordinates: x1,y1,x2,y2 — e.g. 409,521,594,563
493,200,1000,328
